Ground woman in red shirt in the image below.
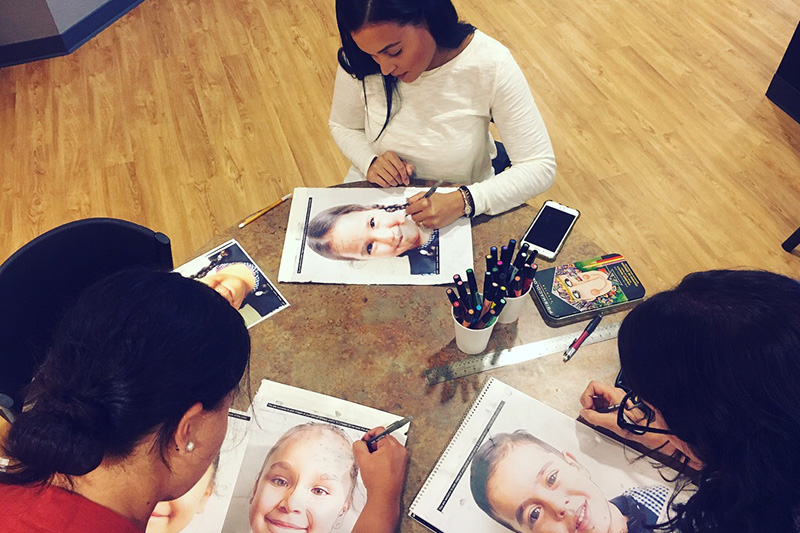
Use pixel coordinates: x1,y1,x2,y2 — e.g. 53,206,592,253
0,270,251,532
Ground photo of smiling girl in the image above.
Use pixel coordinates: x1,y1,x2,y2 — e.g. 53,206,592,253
146,459,219,533
470,430,669,533
307,203,439,275
248,423,358,533
279,187,472,284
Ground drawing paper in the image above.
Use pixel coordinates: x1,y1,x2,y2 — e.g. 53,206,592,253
278,187,473,285
410,378,675,533
175,239,289,329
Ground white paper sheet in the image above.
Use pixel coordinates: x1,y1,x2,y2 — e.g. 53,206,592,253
278,187,473,285
410,378,676,533
175,239,289,329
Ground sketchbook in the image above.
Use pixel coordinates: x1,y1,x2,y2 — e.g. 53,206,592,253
409,378,675,533
165,379,409,533
278,187,473,285
174,239,289,329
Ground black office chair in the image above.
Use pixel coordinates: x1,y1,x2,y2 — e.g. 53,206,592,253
0,218,173,416
783,226,800,253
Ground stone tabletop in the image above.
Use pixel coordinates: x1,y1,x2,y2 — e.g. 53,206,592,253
207,190,624,532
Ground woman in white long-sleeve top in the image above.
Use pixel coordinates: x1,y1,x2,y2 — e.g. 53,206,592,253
330,0,556,229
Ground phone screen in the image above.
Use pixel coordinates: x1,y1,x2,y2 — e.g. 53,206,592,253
523,206,577,251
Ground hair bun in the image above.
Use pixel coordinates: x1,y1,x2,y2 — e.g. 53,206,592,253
7,402,105,478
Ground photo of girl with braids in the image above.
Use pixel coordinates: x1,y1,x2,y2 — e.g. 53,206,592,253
307,202,439,275
175,239,289,328
279,187,472,285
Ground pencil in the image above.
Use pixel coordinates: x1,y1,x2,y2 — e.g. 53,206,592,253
238,193,292,228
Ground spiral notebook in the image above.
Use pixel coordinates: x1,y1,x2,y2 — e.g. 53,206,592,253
409,378,676,532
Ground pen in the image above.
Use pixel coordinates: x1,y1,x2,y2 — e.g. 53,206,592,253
422,180,443,198
238,193,292,229
563,313,604,362
596,403,621,414
466,269,479,301
367,415,413,452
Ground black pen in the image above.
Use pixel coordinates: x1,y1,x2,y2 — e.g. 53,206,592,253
367,416,413,452
422,180,443,198
563,313,604,362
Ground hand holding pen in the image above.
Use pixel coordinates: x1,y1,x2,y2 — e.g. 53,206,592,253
406,182,466,229
353,423,409,525
366,416,413,452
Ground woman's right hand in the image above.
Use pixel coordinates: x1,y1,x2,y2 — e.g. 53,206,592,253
580,380,676,454
351,427,408,533
367,152,414,187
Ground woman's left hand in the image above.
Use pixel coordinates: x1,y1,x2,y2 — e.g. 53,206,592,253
406,190,465,229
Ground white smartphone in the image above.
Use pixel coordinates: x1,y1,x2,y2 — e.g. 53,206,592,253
520,200,580,260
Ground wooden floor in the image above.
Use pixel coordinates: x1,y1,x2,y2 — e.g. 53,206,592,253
1,0,798,292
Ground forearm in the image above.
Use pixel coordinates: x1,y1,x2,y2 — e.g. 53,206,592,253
468,157,555,215
351,493,402,533
329,122,378,176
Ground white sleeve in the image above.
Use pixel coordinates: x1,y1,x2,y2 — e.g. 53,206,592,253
467,53,556,216
329,65,379,176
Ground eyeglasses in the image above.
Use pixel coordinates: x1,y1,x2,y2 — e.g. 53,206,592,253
614,371,673,436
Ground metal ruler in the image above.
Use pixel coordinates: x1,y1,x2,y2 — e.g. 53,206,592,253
424,322,621,385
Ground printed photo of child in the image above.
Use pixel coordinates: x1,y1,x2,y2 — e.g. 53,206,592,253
175,239,289,329
146,458,219,533
306,203,439,276
248,423,358,533
279,187,472,285
470,430,669,533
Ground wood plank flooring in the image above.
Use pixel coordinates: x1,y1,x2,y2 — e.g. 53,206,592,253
1,0,798,292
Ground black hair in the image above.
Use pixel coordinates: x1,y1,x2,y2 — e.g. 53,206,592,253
0,269,250,485
618,270,800,533
335,0,474,139
469,430,563,532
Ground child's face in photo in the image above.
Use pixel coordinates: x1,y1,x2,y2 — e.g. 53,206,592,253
327,208,424,259
485,442,616,533
249,430,354,533
146,464,215,533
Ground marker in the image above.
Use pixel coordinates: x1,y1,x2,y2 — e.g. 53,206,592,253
238,193,292,228
506,239,517,263
590,394,621,413
367,416,413,452
526,248,539,266
500,245,511,268
493,298,507,316
470,305,483,327
563,313,604,362
485,254,494,272
422,180,443,198
454,276,471,309
477,308,497,328
521,263,538,293
461,309,476,328
466,269,479,305
451,300,464,321
446,288,459,306
510,275,522,297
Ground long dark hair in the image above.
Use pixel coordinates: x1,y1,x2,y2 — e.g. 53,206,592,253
618,270,800,533
335,0,474,139
0,270,250,485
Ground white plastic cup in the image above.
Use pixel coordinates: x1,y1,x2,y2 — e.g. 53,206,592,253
497,284,532,324
453,310,497,354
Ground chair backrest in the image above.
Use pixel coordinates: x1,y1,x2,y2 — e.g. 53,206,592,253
0,218,173,411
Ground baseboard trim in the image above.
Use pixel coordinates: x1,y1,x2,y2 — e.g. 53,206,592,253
0,0,145,69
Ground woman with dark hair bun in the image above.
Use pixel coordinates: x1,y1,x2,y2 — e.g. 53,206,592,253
0,270,251,532
331,0,556,229
580,270,800,533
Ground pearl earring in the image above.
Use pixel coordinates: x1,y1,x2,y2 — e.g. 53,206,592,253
186,441,195,453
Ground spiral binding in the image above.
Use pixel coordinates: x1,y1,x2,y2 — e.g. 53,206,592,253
409,378,501,521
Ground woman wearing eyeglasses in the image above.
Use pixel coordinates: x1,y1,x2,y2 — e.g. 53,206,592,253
579,269,800,533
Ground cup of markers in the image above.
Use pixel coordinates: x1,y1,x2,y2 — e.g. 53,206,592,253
487,240,538,324
446,240,538,353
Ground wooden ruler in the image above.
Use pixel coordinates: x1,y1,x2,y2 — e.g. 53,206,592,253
424,322,621,385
